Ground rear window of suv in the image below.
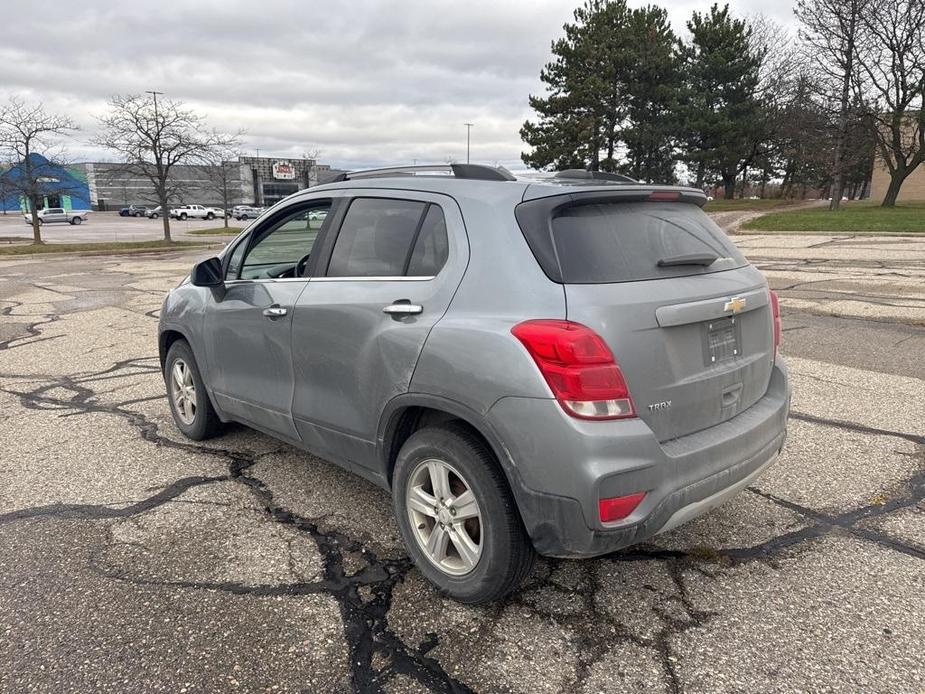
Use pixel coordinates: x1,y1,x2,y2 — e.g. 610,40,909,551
518,199,747,284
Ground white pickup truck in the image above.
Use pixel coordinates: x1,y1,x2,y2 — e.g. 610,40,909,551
23,208,90,225
169,204,218,221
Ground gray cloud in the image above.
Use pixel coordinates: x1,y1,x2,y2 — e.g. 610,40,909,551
2,0,797,170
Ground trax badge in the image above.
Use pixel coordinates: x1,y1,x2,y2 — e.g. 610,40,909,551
724,296,746,314
648,400,672,412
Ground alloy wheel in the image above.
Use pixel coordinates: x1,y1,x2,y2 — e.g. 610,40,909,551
406,459,483,576
170,358,197,425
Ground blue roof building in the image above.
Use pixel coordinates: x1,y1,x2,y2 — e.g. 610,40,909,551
0,153,92,212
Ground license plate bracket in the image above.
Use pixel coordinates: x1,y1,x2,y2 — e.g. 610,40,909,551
702,316,741,365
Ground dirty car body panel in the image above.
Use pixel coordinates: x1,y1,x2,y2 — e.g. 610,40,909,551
159,168,790,584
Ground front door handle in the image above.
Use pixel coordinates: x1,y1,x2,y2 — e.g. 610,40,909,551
382,301,423,316
262,305,288,319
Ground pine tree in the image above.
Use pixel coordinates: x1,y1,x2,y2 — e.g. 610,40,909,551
679,4,765,198
620,6,681,182
521,0,632,172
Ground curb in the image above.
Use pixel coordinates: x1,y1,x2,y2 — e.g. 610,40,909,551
0,244,223,260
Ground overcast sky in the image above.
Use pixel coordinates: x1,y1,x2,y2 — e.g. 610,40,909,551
3,0,797,170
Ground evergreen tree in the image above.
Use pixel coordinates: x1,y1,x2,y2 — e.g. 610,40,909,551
619,6,680,183
679,4,766,197
521,0,632,172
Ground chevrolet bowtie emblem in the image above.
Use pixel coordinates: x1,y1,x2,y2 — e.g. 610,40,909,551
724,296,746,314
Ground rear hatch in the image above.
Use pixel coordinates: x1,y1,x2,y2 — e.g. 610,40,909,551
515,190,775,442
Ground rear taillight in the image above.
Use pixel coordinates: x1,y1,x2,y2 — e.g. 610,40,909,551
511,319,636,420
769,290,782,357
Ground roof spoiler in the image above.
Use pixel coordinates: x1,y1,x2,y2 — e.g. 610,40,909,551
554,169,638,184
329,163,516,183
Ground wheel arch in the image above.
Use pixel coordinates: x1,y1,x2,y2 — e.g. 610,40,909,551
158,328,189,373
378,395,526,500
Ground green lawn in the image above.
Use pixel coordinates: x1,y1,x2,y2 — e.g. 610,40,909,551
743,200,925,233
0,240,213,256
186,226,243,236
703,199,803,212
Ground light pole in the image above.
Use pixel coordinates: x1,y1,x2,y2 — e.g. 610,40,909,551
464,123,474,164
146,91,164,233
145,90,163,125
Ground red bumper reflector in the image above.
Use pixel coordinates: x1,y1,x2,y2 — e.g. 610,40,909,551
599,491,646,523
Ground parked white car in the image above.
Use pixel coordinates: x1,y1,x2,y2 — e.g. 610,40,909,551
23,208,90,225
206,207,230,219
170,204,215,220
232,205,263,221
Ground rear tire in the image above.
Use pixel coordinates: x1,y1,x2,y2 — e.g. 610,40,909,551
206,212,215,220
164,339,223,440
392,423,536,603
150,213,159,219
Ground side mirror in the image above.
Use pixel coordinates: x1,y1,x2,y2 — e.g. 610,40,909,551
190,256,224,287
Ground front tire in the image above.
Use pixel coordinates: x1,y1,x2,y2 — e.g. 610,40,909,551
164,339,223,440
180,213,188,220
71,217,82,225
150,213,159,219
393,424,536,603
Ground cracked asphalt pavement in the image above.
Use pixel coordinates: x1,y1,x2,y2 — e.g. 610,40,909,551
1,233,924,693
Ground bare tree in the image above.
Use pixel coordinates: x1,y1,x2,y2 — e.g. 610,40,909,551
301,146,322,187
0,158,12,215
0,96,78,244
747,15,800,197
795,0,869,209
94,93,238,241
855,0,925,206
201,141,243,228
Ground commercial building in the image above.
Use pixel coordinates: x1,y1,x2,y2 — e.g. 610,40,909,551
869,118,925,202
0,154,93,212
72,155,341,210
869,159,925,202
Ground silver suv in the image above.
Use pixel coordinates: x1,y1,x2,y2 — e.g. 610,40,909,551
158,164,790,603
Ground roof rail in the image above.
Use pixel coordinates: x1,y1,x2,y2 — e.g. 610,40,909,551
328,163,516,183
554,169,638,184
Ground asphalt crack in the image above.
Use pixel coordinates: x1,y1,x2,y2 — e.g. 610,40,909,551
0,361,474,694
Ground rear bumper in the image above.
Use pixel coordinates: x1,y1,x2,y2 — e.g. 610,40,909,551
486,361,790,557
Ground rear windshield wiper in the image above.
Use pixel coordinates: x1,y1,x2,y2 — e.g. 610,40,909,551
657,253,719,267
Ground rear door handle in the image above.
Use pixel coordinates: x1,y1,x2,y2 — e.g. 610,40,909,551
262,305,288,318
382,302,423,316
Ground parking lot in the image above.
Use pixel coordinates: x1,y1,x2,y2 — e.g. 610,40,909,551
1,232,924,692
0,212,242,244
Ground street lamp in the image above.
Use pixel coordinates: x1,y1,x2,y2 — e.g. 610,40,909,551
145,90,163,126
464,123,474,164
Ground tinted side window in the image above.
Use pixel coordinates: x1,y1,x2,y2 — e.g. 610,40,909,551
407,205,448,276
327,198,426,277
